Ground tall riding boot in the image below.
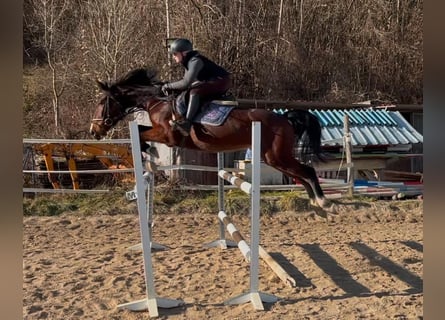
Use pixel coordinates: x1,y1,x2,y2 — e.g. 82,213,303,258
176,94,200,136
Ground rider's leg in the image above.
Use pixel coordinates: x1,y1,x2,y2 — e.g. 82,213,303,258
176,94,200,136
172,77,231,136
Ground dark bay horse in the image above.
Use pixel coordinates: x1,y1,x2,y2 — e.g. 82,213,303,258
90,68,331,209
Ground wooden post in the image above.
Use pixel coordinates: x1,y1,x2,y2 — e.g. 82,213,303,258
344,114,354,197
67,157,79,190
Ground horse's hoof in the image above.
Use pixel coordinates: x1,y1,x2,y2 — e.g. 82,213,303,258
144,160,158,172
314,197,339,216
316,197,329,208
147,146,159,158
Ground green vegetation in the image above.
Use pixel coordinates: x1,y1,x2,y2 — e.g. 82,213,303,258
23,184,321,217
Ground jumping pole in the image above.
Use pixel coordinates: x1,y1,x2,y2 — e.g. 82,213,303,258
204,152,237,249
216,208,296,288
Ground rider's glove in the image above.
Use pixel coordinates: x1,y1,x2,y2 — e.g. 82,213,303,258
161,83,170,96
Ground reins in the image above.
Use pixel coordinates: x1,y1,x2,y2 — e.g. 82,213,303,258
92,95,146,126
146,99,165,112
145,95,178,121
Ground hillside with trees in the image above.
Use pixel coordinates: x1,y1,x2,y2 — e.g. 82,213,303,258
23,0,423,139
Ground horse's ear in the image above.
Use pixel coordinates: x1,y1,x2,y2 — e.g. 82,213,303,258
109,84,123,97
96,80,109,92
97,80,123,97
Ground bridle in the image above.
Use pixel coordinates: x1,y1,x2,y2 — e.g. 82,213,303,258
91,90,175,130
91,95,144,127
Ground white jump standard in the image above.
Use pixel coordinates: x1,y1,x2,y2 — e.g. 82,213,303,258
117,121,184,317
217,121,279,310
204,152,238,250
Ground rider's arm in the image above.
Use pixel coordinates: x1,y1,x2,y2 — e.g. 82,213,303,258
167,57,203,91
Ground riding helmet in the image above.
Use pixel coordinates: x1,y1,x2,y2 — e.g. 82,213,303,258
168,38,193,54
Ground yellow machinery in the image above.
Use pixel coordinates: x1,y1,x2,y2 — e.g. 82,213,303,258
30,142,134,189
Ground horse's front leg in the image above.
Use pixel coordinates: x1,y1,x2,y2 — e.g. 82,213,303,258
139,126,172,146
137,125,152,152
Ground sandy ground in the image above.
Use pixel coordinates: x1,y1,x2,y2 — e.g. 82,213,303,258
23,199,423,319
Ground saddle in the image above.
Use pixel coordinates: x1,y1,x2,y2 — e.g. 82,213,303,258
174,92,238,126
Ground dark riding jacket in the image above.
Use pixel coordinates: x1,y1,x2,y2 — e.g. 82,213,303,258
165,51,230,91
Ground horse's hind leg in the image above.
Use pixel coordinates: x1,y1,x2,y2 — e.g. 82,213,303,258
264,154,328,208
295,163,327,208
286,172,316,201
253,116,328,208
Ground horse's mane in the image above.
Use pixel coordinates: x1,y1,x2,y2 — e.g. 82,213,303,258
116,68,160,87
113,67,163,98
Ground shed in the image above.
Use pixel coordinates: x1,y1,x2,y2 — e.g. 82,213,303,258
311,108,423,151
306,108,423,181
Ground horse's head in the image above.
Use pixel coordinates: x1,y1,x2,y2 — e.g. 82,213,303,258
90,81,127,139
90,68,163,139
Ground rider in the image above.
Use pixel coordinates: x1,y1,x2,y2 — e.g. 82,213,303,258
161,38,232,136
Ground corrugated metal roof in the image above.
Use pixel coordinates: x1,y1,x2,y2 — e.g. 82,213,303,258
308,109,423,147
273,108,423,147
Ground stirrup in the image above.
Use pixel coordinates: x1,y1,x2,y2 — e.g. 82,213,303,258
169,119,191,136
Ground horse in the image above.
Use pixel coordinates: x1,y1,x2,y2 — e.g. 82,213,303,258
90,68,331,209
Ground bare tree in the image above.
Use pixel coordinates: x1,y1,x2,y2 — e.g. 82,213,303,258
78,0,140,80
73,0,168,139
25,0,75,136
23,0,423,140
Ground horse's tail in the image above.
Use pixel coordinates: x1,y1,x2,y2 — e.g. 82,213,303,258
285,110,327,163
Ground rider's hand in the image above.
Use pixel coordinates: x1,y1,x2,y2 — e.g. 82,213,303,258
161,83,170,96
152,84,163,96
